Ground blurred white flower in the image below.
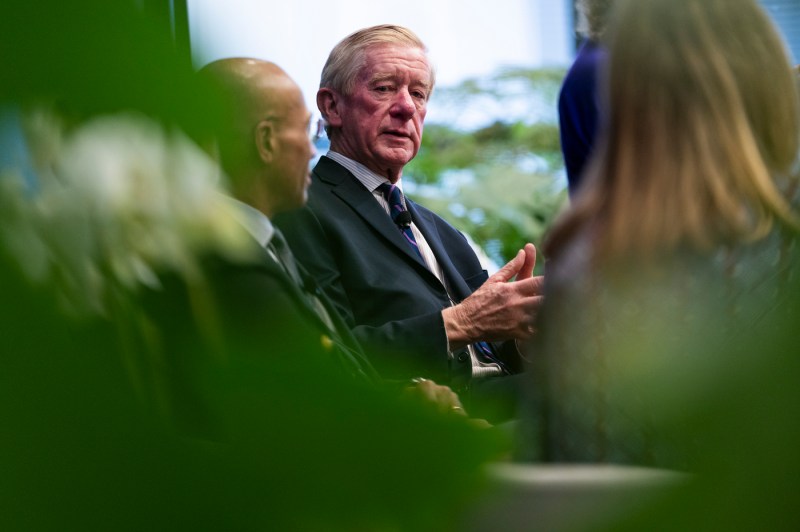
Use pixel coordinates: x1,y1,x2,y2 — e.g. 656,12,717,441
2,109,255,316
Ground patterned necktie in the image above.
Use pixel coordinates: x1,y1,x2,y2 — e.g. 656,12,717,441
377,183,422,259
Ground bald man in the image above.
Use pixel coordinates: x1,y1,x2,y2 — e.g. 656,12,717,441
180,58,381,388
200,59,314,218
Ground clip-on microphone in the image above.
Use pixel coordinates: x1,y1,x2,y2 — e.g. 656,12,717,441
394,210,412,228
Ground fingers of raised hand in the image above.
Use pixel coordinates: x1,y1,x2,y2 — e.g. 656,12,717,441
490,248,527,283
516,243,537,281
513,275,545,297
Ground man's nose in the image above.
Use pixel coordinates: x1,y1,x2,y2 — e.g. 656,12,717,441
389,89,416,118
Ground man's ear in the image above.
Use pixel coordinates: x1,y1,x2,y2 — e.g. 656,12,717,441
255,119,275,164
317,88,343,128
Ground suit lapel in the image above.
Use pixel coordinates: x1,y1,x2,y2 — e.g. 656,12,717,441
406,200,474,302
251,245,328,328
315,157,432,272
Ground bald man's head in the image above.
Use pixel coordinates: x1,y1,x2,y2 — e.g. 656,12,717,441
199,58,314,216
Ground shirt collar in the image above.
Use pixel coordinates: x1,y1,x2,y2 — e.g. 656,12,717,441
220,194,275,248
325,150,404,193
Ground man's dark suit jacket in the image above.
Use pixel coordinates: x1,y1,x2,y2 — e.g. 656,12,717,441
205,243,377,382
275,156,523,399
144,240,380,437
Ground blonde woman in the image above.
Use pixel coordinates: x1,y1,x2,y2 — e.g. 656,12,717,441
525,0,800,468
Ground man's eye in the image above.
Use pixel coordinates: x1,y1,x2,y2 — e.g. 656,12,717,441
374,85,392,93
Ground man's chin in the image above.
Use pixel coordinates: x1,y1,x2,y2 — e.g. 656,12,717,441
376,147,417,168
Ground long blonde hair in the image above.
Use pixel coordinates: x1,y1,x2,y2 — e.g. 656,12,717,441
546,0,800,264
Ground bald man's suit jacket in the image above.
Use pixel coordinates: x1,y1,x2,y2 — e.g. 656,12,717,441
275,156,523,390
144,238,380,437
198,243,379,383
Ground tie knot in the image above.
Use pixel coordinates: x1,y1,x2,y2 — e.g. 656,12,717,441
377,183,410,226
377,182,404,206
267,228,304,285
269,228,289,253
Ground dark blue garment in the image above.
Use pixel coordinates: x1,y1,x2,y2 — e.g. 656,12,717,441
558,40,607,197
275,156,524,422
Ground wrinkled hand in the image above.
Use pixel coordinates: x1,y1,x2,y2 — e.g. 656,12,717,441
442,243,544,349
402,379,493,427
402,378,468,417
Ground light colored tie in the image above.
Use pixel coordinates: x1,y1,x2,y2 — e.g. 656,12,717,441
268,229,377,383
268,229,303,287
268,229,335,331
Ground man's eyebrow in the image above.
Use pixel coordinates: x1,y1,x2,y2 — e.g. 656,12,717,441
412,80,432,92
368,73,395,84
367,73,431,94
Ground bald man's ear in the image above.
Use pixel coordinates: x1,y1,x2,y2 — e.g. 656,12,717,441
317,88,343,128
255,119,275,164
